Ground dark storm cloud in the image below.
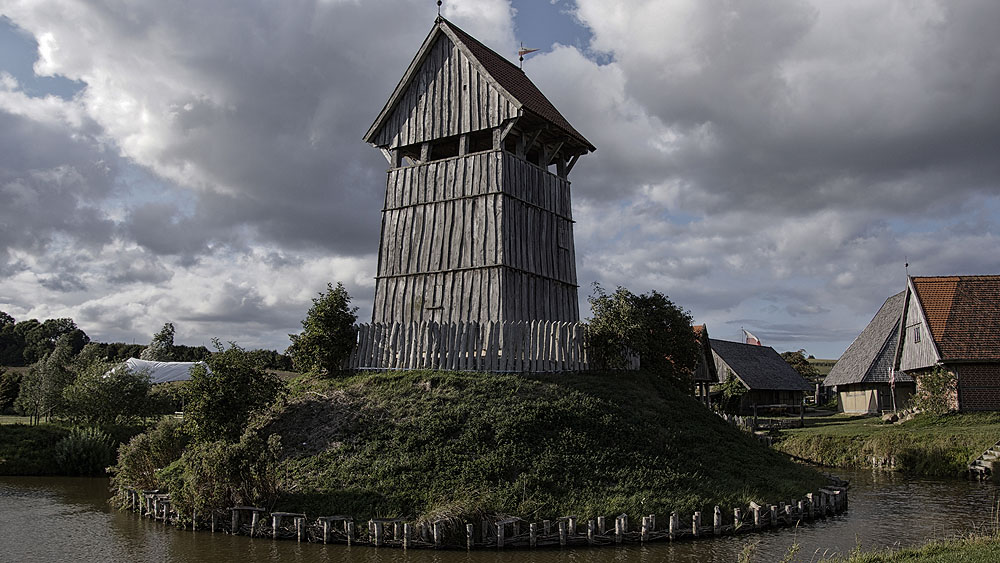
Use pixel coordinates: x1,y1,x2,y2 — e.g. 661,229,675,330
572,0,1000,217
0,108,117,260
38,273,86,292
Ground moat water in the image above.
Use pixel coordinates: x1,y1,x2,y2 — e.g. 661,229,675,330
1,471,996,562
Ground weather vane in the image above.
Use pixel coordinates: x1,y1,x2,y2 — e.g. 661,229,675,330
518,42,540,69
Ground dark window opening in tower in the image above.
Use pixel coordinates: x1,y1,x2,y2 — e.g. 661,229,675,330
468,129,493,153
526,148,542,167
398,144,421,167
430,136,460,161
504,136,518,154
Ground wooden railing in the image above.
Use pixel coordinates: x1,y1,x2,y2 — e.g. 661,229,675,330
348,320,637,373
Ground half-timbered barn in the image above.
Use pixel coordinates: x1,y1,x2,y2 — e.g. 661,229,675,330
824,291,915,414
894,275,1000,411
364,16,595,326
710,339,813,414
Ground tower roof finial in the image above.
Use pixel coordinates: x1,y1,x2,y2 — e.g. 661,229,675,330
437,0,442,17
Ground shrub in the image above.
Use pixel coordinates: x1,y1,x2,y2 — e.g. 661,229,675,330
62,360,154,426
720,370,747,414
586,283,698,388
0,367,20,413
184,340,285,442
162,428,283,514
111,417,191,490
287,282,358,375
53,427,115,476
914,367,957,415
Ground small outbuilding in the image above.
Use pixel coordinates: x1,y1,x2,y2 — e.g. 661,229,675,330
691,325,718,405
710,339,813,414
824,292,915,414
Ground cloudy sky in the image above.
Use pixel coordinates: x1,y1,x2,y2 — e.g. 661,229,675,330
1,0,998,358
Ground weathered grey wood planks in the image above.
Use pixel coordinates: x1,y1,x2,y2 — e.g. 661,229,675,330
374,35,518,150
349,320,605,373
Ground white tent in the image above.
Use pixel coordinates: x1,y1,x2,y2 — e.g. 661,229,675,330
124,358,207,384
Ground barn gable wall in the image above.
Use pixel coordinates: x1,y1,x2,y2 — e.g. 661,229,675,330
899,290,941,371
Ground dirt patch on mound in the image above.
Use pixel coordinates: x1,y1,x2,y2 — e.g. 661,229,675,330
264,391,365,458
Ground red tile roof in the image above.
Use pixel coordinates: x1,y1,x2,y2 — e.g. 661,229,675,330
912,275,1000,361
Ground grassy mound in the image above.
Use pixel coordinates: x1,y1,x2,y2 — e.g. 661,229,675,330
775,412,1000,476
263,370,825,522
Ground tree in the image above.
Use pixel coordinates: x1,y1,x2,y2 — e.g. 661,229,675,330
13,318,86,365
586,283,699,388
14,334,77,423
287,282,358,375
0,314,20,365
0,367,19,413
184,340,285,442
141,323,176,361
63,360,154,427
780,350,820,381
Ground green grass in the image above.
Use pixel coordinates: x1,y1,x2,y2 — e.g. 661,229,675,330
775,412,1000,475
262,370,827,523
0,416,33,424
822,533,1000,562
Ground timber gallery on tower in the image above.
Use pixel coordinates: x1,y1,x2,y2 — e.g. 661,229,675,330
349,17,598,372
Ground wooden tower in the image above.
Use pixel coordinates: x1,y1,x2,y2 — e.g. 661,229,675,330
364,17,595,326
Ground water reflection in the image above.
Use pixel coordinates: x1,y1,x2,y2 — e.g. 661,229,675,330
0,471,996,562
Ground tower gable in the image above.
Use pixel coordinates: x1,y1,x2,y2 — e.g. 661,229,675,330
364,18,594,155
365,27,519,150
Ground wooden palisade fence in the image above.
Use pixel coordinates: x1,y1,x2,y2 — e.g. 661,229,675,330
117,485,848,549
347,320,634,373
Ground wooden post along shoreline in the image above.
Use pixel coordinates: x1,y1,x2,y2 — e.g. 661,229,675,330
115,482,848,550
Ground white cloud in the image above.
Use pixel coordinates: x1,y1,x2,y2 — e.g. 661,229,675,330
2,0,999,357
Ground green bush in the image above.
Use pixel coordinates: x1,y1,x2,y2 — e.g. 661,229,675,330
62,360,154,426
586,283,698,388
0,367,20,414
184,340,285,442
111,417,190,490
53,427,115,476
161,427,283,514
0,423,70,475
287,282,358,375
914,367,957,415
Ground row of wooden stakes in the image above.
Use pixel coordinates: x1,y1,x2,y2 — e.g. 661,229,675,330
119,486,848,549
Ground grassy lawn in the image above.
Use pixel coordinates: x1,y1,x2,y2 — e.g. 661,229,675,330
0,415,33,425
822,533,1000,562
775,412,1000,475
